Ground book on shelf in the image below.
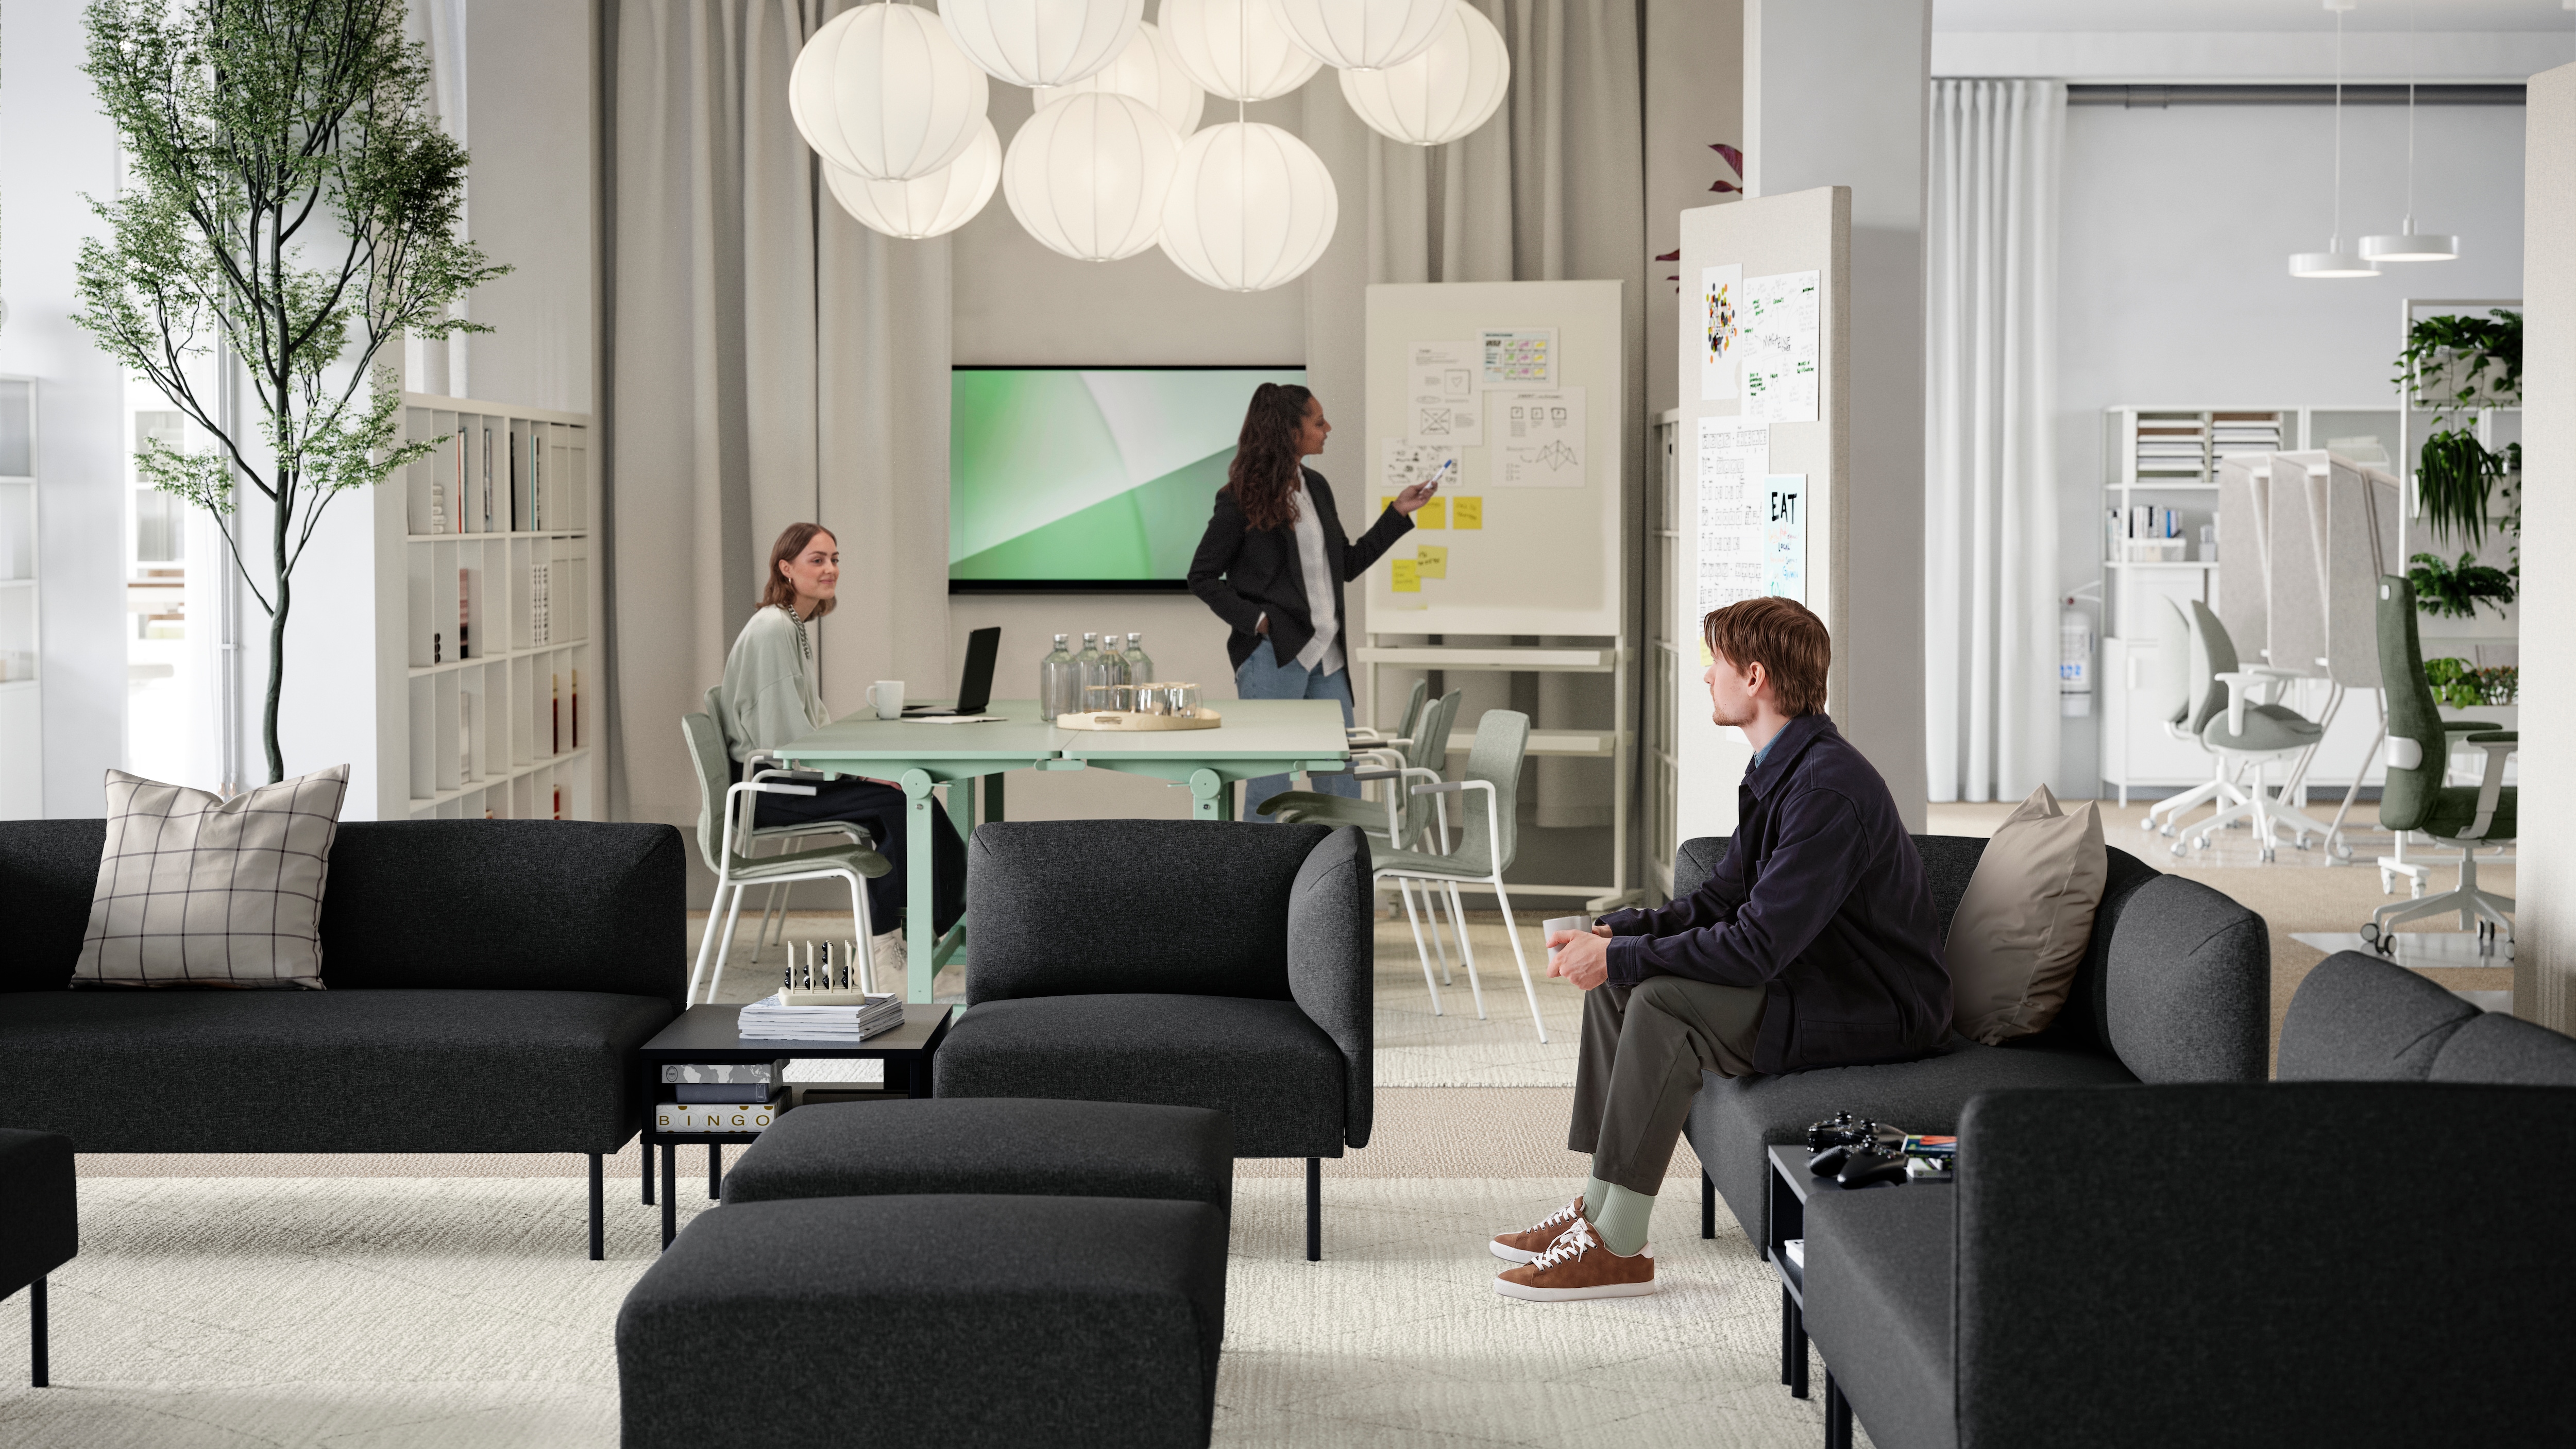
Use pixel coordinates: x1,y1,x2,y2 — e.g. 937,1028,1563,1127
663,1061,790,1084
738,991,906,1042
655,1100,780,1134
457,567,472,660
674,1083,786,1104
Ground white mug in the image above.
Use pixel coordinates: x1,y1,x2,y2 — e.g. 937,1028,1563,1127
866,680,905,719
1543,915,1591,955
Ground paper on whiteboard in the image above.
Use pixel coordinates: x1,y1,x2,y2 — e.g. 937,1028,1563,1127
1700,264,1741,401
1764,474,1806,605
1740,270,1819,423
1696,417,1769,656
1382,437,1459,502
1478,328,1556,388
1485,388,1584,487
1406,340,1482,445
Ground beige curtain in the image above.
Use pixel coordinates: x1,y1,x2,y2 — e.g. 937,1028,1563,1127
602,0,953,851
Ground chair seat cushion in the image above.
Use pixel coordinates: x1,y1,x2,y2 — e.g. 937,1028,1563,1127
2202,702,2325,753
1690,1036,2135,1248
0,989,671,1153
1805,1184,1958,1449
723,1098,1232,1209
618,1194,1227,1449
935,994,1346,1158
0,1128,76,1295
1263,792,1397,834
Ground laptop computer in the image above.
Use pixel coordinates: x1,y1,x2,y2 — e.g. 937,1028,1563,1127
903,627,1001,717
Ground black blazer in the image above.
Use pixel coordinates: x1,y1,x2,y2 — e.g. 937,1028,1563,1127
1188,468,1415,673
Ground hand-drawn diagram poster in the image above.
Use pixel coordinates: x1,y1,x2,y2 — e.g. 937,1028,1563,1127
1764,474,1807,605
1406,340,1482,445
1485,387,1586,487
1739,270,1819,423
1700,264,1741,401
1695,417,1769,660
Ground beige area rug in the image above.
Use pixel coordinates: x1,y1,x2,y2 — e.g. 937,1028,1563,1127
0,1174,1852,1449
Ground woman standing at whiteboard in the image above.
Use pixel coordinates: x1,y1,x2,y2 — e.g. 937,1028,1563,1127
1188,383,1439,821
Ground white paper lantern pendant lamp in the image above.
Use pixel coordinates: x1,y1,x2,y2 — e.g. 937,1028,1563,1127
1004,91,1184,262
790,3,991,183
2289,0,2375,279
1340,2,1506,146
1161,121,1339,292
1035,21,1205,138
826,117,1003,240
1161,0,1321,103
2358,1,2458,263
939,0,1143,89
1273,0,1453,73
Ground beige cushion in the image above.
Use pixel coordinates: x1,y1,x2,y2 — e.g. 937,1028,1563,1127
73,766,351,990
1945,785,2108,1044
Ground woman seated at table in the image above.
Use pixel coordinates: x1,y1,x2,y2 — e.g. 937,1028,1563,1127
719,521,965,975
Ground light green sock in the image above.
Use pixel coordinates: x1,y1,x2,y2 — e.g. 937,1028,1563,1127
1581,1175,1611,1222
1591,1183,1655,1257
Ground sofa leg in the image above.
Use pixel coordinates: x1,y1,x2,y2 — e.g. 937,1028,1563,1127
29,1276,46,1388
708,1143,723,1201
1779,1286,1793,1386
1305,1158,1321,1262
1702,1169,1716,1240
1790,1303,1809,1399
661,1140,678,1251
1824,1370,1851,1448
588,1153,605,1262
641,1139,654,1206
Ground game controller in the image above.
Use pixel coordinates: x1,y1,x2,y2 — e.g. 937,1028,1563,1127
1806,1112,1907,1176
1835,1147,1909,1189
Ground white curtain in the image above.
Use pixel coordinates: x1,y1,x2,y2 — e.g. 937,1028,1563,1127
1924,79,2064,804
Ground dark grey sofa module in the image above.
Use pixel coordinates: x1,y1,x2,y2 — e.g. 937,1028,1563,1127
723,1098,1233,1210
619,1194,1228,1449
0,1129,76,1388
2281,949,2576,1087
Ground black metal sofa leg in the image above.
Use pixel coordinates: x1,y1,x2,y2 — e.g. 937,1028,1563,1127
588,1153,605,1262
642,1140,654,1206
1823,1370,1851,1448
1702,1169,1716,1239
29,1276,47,1388
709,1143,723,1201
1306,1158,1321,1262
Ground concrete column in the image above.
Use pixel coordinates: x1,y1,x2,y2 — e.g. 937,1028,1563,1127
2519,62,2575,1030
1743,0,1930,828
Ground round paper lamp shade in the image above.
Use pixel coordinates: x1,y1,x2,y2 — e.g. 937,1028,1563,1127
939,0,1142,88
825,118,1002,239
790,4,990,182
1160,121,1339,292
1161,0,1323,102
1035,22,1205,137
1004,91,1183,262
1337,2,1505,145
1273,0,1452,73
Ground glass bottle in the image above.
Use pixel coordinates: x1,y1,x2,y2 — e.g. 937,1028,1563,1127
1074,631,1102,685
1123,632,1153,688
1086,627,1126,690
1039,634,1078,721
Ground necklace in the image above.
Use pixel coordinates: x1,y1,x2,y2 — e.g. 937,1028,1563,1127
779,602,810,660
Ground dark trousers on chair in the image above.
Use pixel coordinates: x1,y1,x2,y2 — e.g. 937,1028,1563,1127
753,777,968,935
1568,977,1765,1195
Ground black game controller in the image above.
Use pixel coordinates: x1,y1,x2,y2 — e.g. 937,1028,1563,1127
1835,1147,1909,1189
1807,1113,1907,1176
1807,1142,1856,1177
1806,1111,1874,1151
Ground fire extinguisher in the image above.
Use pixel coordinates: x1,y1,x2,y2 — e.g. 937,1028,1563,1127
2060,593,2095,718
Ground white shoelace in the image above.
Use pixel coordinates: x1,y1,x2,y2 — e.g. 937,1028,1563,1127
1519,1197,1583,1237
1530,1218,1599,1271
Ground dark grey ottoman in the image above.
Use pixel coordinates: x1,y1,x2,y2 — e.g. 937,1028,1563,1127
0,1128,76,1387
721,1097,1233,1211
617,1194,1227,1448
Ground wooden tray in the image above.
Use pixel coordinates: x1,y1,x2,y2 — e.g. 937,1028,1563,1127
1054,707,1223,732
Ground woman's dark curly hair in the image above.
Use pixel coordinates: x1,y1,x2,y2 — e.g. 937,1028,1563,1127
1225,382,1313,532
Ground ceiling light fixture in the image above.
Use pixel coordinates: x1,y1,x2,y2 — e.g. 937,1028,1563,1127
2290,0,2376,279
2360,0,2458,261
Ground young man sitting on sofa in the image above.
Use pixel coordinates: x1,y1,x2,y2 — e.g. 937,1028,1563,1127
1490,596,1953,1301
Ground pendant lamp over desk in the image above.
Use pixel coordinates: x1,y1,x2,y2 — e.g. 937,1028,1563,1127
2359,0,2459,264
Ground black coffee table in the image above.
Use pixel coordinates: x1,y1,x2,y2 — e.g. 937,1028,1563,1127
637,1003,954,1248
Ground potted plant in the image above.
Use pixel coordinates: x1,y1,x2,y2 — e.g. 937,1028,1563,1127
2394,308,2520,619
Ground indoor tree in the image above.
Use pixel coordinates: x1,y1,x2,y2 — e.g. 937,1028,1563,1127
73,0,505,782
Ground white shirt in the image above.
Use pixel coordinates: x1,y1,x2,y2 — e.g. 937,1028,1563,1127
1287,481,1346,675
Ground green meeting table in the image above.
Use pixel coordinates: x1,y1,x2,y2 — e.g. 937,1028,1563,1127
770,697,1350,1002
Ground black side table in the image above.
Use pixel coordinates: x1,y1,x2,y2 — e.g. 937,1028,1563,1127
638,1004,954,1248
1766,1144,1951,1449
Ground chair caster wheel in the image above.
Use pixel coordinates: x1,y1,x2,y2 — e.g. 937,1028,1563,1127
2192,836,2212,851
2170,841,2188,858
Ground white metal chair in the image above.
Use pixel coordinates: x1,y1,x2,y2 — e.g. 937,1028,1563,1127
702,687,867,965
2141,596,2250,846
1367,709,1548,1043
2178,600,2332,861
682,711,887,1007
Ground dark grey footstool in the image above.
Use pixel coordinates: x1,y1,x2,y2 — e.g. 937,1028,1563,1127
721,1097,1233,1211
617,1194,1226,1448
0,1129,76,1387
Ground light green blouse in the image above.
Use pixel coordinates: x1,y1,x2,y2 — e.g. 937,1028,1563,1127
719,604,828,762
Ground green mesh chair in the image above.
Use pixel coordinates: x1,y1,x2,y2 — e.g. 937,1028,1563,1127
703,686,868,966
1273,691,1469,996
682,711,890,1005
1369,708,1548,1043
2365,575,2516,946
2176,600,2331,862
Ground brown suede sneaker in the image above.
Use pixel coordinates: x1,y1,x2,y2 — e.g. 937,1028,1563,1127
1492,1218,1656,1301
1489,1195,1586,1264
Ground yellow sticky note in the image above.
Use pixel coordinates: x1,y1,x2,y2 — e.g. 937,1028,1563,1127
1416,544,1448,579
1381,496,1394,513
1413,497,1446,529
1391,559,1420,593
1452,496,1483,529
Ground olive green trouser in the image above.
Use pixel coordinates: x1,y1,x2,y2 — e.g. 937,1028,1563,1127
1568,976,1766,1196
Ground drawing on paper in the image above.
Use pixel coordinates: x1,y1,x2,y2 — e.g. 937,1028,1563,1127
1701,264,1741,401
1408,340,1482,445
1478,328,1557,389
1485,387,1585,487
1695,416,1770,660
1739,270,1819,423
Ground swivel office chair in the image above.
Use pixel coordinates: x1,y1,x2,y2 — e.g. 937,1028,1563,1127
2142,598,2247,846
2364,576,2516,947
2178,601,2331,862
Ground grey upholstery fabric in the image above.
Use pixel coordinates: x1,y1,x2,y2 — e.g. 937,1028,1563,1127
0,1129,76,1297
1804,1185,1957,1449
723,1099,1233,1209
964,820,1330,1004
937,994,1348,1157
1689,1039,2134,1250
0,820,115,993
2429,1013,2576,1085
619,1195,1227,1449
1951,1084,2576,1445
2276,950,2479,1081
0,990,668,1153
2099,875,2268,1083
1287,826,1374,1147
1914,836,1986,945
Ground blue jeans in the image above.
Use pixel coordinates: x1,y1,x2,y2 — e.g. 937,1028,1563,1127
1235,638,1358,822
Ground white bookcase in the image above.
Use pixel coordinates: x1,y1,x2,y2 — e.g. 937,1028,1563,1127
0,378,39,817
372,393,597,823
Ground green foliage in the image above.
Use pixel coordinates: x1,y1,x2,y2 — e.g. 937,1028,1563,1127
2415,428,2510,548
73,0,508,781
2394,309,2522,411
2422,657,2517,710
2407,551,2515,621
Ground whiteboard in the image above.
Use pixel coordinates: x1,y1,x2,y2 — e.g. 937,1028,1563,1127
1360,281,1625,637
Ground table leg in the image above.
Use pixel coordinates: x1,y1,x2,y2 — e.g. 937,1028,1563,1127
708,1142,723,1201
660,1140,676,1250
908,1050,932,1099
1791,1303,1810,1399
946,774,976,840
641,1135,654,1205
1189,768,1231,821
901,769,936,1003
985,770,1004,822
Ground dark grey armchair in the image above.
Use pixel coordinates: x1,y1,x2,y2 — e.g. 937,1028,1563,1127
933,820,1373,1261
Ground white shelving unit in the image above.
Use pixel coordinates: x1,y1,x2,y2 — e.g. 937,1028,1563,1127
0,378,38,817
373,394,598,823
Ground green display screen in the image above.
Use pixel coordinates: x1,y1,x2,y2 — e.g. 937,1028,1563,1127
950,366,1306,590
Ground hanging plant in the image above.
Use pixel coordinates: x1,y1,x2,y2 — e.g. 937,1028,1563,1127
2407,552,2515,621
2423,658,2518,710
2415,428,2507,547
2393,309,2522,411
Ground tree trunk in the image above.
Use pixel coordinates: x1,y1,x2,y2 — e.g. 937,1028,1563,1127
264,478,291,785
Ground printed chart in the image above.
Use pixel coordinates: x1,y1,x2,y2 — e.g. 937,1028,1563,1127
1486,388,1586,487
1739,270,1819,423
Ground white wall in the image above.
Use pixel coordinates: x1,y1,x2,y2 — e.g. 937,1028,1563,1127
2054,98,2527,796
2516,62,2572,1032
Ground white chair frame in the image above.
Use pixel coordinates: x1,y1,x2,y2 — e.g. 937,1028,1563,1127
686,772,878,1007
1370,777,1548,1044
2181,668,2336,862
733,749,868,967
1356,762,1481,1018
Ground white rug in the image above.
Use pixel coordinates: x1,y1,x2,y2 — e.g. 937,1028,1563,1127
0,1175,1862,1448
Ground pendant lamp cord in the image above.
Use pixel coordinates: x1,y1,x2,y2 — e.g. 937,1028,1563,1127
2331,5,2345,247
2404,0,2417,229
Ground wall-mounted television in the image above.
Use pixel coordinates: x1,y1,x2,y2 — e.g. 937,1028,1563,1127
949,365,1306,592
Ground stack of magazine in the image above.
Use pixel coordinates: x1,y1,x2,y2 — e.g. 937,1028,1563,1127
739,991,905,1042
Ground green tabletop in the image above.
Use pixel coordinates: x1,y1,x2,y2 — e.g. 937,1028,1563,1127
1056,697,1352,820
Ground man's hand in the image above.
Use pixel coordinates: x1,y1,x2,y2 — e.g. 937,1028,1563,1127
1547,924,1616,991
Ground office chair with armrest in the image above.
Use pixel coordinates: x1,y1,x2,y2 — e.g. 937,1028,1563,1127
2178,600,2332,862
2365,575,2515,947
682,711,888,1005
701,686,869,965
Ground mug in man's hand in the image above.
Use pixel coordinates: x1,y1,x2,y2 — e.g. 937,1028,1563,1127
866,680,905,719
1543,915,1591,956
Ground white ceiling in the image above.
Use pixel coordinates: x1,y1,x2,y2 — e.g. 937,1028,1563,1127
1936,1,2576,32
